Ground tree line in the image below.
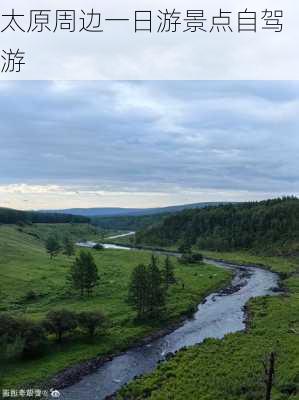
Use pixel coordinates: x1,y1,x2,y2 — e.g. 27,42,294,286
0,207,89,225
0,252,178,361
46,235,76,258
0,309,107,360
0,246,103,361
136,197,299,255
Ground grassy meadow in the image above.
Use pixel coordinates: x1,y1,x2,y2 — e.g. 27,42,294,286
118,251,299,400
0,224,231,389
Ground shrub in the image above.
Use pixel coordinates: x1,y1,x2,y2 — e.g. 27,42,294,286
77,311,107,337
19,319,48,358
179,252,203,265
93,243,104,250
44,309,77,342
0,313,20,341
0,334,24,360
23,290,38,302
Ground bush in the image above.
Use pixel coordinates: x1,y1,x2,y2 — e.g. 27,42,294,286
23,290,38,302
0,334,24,360
279,382,298,396
0,313,20,341
77,311,107,337
179,252,203,265
93,243,104,250
178,242,192,254
44,309,77,342
19,319,48,358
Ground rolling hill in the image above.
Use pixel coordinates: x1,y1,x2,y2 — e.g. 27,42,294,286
0,207,89,225
135,197,299,255
40,202,229,218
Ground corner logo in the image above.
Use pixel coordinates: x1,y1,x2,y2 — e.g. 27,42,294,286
50,389,61,398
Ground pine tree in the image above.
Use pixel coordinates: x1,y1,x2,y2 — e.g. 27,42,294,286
45,235,61,259
85,253,100,296
128,264,149,320
63,236,75,257
147,254,166,317
162,256,176,289
69,251,99,296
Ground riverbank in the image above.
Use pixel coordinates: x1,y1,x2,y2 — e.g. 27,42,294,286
48,315,195,390
0,234,231,391
117,251,299,400
61,258,278,400
48,262,233,391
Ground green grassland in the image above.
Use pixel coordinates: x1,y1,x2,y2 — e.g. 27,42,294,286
0,224,231,389
118,251,299,400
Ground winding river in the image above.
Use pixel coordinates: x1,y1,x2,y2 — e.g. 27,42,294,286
61,242,279,400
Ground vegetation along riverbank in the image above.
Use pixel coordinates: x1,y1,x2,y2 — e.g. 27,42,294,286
0,223,231,391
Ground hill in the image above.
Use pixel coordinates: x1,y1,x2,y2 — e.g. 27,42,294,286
0,224,230,389
91,213,168,231
136,197,299,255
40,202,228,218
0,207,89,225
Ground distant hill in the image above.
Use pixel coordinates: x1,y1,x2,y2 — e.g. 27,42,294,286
135,197,299,256
40,202,229,218
0,207,90,225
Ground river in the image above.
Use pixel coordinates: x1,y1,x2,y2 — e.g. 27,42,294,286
62,243,279,400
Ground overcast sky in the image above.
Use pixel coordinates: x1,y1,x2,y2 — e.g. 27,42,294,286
0,80,299,210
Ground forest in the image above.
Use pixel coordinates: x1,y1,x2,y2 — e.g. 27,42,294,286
0,207,89,225
136,197,299,255
91,213,168,231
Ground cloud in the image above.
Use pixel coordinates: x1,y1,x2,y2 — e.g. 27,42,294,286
0,184,62,194
0,80,298,209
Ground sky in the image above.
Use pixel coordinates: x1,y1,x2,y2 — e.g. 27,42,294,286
0,80,299,210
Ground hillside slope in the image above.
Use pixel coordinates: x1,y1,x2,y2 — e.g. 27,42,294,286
0,224,97,309
136,197,299,255
0,207,89,224
0,224,231,389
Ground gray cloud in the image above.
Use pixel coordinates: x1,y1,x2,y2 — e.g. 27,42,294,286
0,81,299,208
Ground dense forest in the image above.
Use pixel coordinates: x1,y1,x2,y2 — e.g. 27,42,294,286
0,207,89,225
91,213,169,231
136,197,299,255
91,205,230,231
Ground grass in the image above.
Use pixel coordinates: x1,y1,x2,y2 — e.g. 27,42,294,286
0,225,231,390
201,249,298,276
118,251,299,400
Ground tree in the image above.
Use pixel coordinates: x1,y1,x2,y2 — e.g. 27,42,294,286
44,309,77,342
179,252,203,265
68,251,99,296
128,256,166,320
128,264,149,320
0,313,23,360
0,313,20,340
78,311,106,338
147,255,166,317
0,314,47,359
19,319,48,358
178,240,192,254
46,235,61,259
93,243,104,251
63,236,75,257
162,256,176,289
